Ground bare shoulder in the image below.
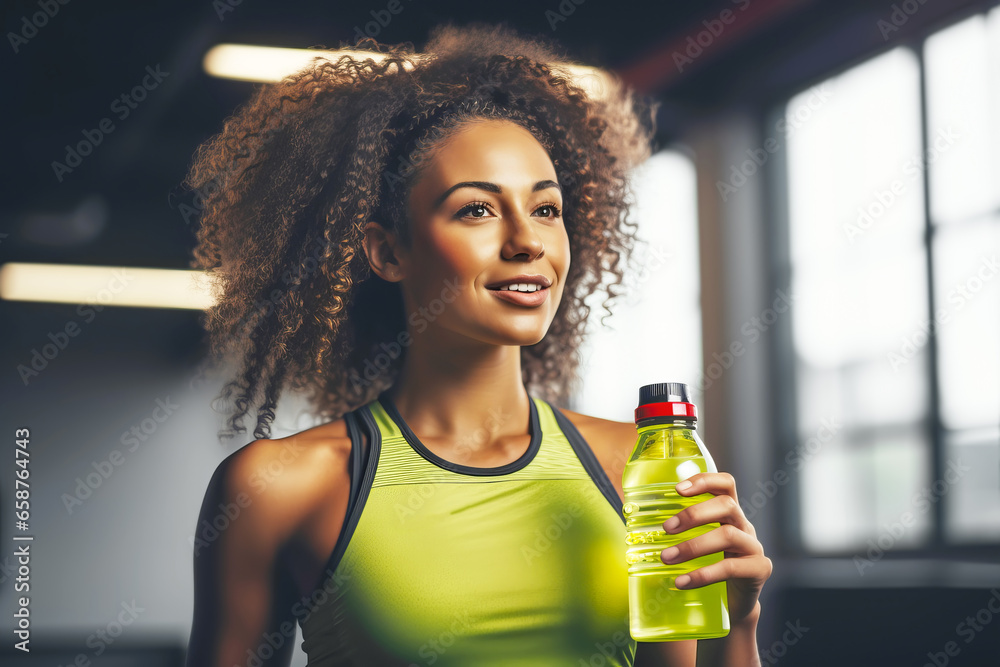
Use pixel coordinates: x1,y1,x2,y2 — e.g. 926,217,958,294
557,406,636,452
553,406,636,500
216,418,355,545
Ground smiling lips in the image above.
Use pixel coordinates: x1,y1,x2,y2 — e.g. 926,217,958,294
487,284,549,307
484,274,552,307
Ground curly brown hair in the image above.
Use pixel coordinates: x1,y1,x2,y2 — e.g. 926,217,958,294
183,20,658,442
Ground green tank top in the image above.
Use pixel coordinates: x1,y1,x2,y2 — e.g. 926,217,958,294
297,386,636,666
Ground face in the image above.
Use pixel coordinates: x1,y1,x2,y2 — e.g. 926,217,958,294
367,119,571,348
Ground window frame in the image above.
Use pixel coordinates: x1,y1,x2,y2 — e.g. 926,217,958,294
763,5,1000,559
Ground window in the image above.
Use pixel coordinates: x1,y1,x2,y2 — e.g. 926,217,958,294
782,9,1000,552
924,11,1000,542
574,148,702,423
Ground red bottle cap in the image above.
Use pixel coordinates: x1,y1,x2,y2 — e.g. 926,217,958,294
634,401,698,422
634,382,698,423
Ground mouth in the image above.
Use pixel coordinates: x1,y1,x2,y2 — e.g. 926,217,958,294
486,284,550,307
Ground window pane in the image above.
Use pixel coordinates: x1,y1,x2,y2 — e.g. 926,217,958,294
799,427,931,552
924,12,1000,224
799,437,864,551
944,427,1000,543
787,47,923,266
790,249,928,368
931,217,1000,430
796,356,928,436
849,357,928,429
576,149,702,420
785,47,933,553
870,430,933,549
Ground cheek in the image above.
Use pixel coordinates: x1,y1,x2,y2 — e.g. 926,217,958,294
419,226,489,284
548,227,572,275
553,232,572,301
558,233,572,272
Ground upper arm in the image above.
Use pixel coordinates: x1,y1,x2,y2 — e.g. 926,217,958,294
185,439,314,667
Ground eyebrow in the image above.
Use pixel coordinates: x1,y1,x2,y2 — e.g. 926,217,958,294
432,180,562,210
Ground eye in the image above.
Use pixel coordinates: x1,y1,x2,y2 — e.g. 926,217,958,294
454,201,563,220
455,201,495,219
534,203,562,219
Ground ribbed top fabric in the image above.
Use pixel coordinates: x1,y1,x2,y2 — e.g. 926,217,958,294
298,388,636,666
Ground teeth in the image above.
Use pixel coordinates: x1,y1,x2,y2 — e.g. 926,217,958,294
499,283,542,292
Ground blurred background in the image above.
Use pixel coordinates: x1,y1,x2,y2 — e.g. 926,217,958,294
2,0,998,665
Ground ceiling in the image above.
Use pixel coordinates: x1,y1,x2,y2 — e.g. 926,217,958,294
3,0,991,270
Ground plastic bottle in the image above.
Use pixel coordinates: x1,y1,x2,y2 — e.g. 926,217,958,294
622,382,730,641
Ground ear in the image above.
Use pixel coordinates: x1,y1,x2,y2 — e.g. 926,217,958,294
362,221,406,282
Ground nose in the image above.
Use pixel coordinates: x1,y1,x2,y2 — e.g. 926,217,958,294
501,213,545,261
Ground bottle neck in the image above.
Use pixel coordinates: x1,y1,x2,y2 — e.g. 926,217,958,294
635,417,697,432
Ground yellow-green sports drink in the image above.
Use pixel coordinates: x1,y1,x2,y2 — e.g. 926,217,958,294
622,382,730,641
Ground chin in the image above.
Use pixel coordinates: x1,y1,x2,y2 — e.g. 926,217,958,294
505,328,550,347
472,325,545,348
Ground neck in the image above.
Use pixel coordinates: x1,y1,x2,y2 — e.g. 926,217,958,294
383,325,532,455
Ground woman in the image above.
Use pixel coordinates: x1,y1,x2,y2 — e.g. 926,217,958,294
183,21,771,667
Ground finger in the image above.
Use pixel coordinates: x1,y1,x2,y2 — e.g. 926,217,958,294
675,555,773,590
675,472,738,502
660,524,762,565
663,493,753,535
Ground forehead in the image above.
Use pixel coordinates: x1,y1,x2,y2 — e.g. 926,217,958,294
417,119,557,185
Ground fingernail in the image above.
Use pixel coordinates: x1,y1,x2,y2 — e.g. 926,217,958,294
663,516,680,532
675,575,690,588
661,547,679,562
676,480,692,492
